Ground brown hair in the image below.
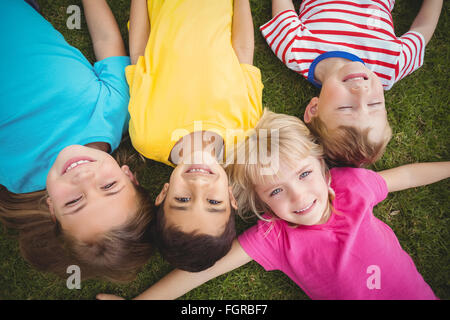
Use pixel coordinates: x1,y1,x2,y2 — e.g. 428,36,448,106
307,116,392,167
0,150,154,283
152,200,236,272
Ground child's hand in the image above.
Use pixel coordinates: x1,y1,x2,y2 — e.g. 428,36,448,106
96,293,126,300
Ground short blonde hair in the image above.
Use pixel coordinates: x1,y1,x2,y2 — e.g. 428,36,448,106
225,109,334,222
307,116,392,167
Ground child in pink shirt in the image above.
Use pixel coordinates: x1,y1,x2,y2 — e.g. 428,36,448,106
238,166,435,299
98,110,449,300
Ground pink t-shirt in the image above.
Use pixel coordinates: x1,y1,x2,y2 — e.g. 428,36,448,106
238,167,437,300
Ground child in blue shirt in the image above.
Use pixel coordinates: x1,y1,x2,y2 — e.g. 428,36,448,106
0,0,153,283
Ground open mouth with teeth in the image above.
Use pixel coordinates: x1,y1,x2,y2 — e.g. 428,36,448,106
343,73,368,82
293,199,317,215
185,165,214,175
62,158,95,175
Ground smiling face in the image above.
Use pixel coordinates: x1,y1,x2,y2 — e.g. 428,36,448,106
155,151,237,236
254,156,330,226
305,61,389,144
46,145,139,242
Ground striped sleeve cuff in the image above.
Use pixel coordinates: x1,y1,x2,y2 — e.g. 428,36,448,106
396,31,425,83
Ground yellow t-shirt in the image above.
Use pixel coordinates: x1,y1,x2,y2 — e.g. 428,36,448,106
126,0,263,166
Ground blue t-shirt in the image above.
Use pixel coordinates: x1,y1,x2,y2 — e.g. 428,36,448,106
0,0,131,193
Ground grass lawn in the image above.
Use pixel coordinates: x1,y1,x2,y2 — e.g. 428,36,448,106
0,0,448,300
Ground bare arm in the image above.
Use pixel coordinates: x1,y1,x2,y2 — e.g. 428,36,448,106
409,0,443,45
378,162,450,193
232,0,254,65
81,0,126,61
129,0,150,65
272,0,296,17
97,239,252,300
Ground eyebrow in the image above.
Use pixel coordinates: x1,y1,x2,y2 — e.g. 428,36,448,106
63,186,125,216
168,204,227,214
205,207,227,213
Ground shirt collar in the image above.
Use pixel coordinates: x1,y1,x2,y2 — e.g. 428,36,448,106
308,51,365,88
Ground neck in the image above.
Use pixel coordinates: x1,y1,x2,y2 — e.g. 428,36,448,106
169,131,224,165
317,205,332,225
314,57,350,84
85,142,110,153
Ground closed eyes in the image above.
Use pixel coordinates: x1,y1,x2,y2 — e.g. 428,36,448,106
102,181,117,190
64,181,118,206
338,102,382,109
65,196,82,206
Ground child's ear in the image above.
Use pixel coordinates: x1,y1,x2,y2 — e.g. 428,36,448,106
121,165,139,186
228,186,238,210
304,97,319,123
155,183,169,206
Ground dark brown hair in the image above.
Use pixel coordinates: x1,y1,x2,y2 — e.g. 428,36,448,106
152,200,236,272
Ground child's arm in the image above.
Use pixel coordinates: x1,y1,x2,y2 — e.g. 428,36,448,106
408,0,443,45
96,239,253,300
232,0,255,65
81,0,126,61
378,162,450,193
129,0,150,65
271,0,296,17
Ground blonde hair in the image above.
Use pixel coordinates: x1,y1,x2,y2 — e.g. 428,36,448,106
307,116,392,167
0,149,154,283
225,109,335,223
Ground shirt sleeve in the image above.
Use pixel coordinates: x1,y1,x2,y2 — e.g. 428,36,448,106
240,64,264,113
94,56,131,101
331,167,388,207
238,219,283,271
93,56,131,151
359,169,389,206
395,31,425,83
125,55,147,92
259,10,304,69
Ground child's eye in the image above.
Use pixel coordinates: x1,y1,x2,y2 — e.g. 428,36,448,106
65,196,82,206
102,182,116,190
270,188,282,197
368,102,382,107
175,197,191,202
208,199,222,205
338,106,352,110
299,171,312,179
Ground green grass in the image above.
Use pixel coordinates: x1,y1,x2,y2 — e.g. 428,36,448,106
0,0,448,300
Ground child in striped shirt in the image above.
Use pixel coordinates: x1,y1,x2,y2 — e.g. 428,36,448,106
262,0,442,167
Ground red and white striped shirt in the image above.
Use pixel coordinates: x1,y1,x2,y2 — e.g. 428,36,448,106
260,0,425,90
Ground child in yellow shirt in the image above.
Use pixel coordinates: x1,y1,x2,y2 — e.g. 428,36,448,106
127,0,263,271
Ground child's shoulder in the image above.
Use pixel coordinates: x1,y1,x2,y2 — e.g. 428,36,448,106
246,215,288,240
330,167,381,193
330,167,388,204
330,167,376,182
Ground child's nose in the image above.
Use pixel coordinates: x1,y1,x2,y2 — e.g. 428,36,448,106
290,187,304,202
71,169,95,184
350,82,369,93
